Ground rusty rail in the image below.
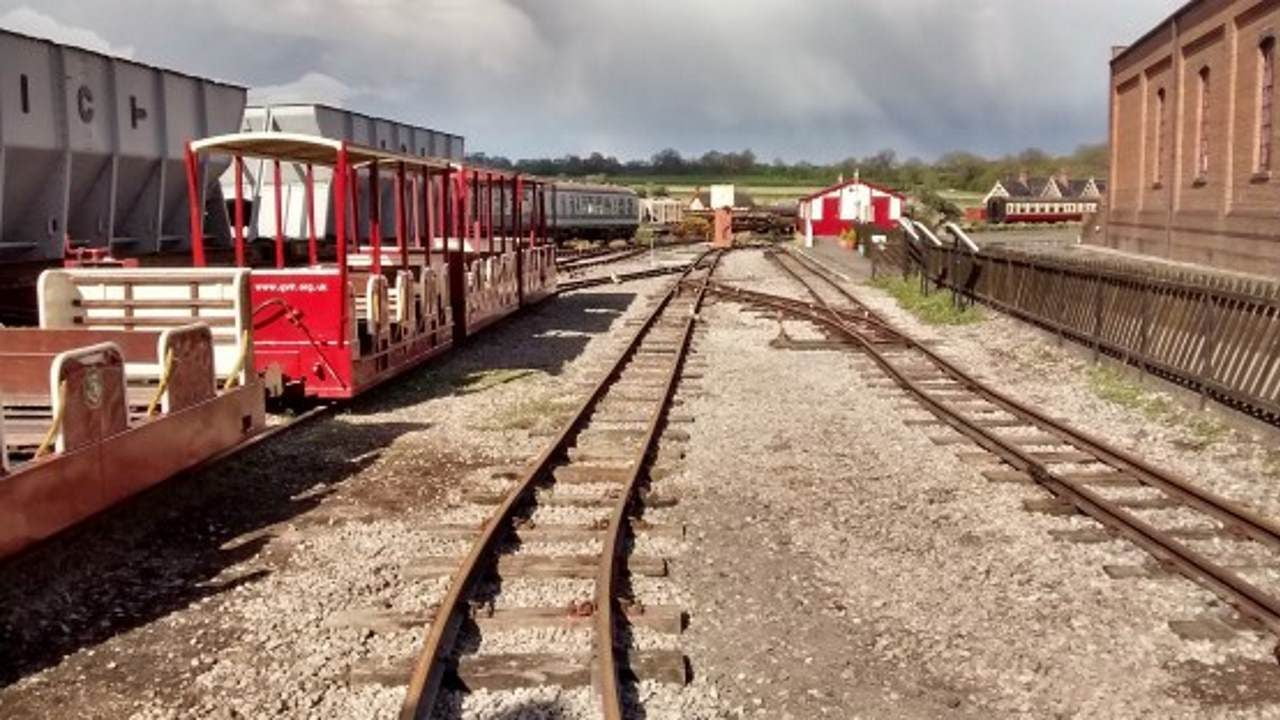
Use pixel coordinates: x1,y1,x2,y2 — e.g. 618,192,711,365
557,247,648,272
555,263,696,294
701,248,1280,643
399,248,721,719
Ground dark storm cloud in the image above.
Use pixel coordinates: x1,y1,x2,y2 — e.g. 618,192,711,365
0,0,1172,161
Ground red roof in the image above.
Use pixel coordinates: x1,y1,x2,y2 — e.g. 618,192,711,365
800,178,906,203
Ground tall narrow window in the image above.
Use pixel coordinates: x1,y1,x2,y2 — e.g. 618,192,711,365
1197,67,1211,178
1155,88,1166,184
19,74,29,114
1260,38,1275,172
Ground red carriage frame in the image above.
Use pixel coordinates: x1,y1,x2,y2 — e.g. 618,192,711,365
184,133,556,398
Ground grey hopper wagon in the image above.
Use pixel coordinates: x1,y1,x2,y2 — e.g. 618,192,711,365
227,103,464,246
0,29,245,264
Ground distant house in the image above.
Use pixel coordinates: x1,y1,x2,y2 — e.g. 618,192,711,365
984,172,1105,204
982,172,1105,223
797,177,904,238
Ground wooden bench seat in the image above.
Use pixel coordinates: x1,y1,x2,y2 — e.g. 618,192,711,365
38,268,252,386
74,298,236,310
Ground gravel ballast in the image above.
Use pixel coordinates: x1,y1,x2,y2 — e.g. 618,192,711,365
3,243,1278,719
0,257,692,719
667,248,1280,719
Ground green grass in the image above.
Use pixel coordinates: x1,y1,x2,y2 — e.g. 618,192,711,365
452,368,538,395
481,395,576,431
1181,414,1231,451
1085,366,1149,411
1084,365,1231,449
869,275,985,326
936,189,985,208
1263,450,1280,480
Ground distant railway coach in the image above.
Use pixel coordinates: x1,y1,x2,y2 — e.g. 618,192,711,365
986,197,1096,224
641,197,684,227
549,182,638,241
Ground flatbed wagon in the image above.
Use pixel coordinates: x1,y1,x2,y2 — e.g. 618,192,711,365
0,267,265,559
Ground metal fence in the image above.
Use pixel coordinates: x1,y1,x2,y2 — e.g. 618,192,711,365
914,243,1280,424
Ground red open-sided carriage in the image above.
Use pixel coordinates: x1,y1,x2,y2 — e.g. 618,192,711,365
183,133,557,399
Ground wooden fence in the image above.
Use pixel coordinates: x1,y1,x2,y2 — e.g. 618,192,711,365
865,228,914,279
915,244,1280,423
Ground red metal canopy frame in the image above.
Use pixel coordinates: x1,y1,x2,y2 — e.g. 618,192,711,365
185,132,552,343
184,133,552,397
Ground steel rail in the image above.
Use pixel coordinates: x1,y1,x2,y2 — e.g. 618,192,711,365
702,258,1280,638
555,246,617,266
780,248,1280,554
555,263,695,295
705,280,1280,635
558,247,648,272
398,249,719,720
595,249,721,720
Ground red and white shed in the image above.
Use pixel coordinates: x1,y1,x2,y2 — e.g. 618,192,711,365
797,178,905,238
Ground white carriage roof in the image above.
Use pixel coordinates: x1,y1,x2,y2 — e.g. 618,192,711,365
190,132,455,170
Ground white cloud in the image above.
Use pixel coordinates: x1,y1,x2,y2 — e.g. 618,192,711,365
0,6,134,57
0,0,1178,160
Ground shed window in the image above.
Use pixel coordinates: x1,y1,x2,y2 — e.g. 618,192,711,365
1197,67,1211,178
1154,88,1166,184
19,74,29,114
1260,38,1275,172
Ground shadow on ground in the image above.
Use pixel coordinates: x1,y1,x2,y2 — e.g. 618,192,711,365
0,287,645,690
0,416,422,687
350,290,638,415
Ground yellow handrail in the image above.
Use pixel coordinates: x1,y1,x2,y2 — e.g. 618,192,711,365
222,330,251,391
33,380,69,459
145,347,176,418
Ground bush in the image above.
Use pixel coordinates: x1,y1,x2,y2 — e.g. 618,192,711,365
674,216,711,240
913,188,963,224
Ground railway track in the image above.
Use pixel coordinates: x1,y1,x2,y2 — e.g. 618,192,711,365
556,247,648,272
708,247,1280,653
555,262,698,294
399,249,722,718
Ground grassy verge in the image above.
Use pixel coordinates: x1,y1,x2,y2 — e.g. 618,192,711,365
452,368,539,395
868,275,985,326
1264,450,1280,480
481,395,577,431
1084,365,1231,450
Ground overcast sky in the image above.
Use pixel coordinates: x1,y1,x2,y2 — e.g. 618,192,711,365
0,1,1174,162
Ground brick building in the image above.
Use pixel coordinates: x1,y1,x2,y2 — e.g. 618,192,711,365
1104,0,1280,275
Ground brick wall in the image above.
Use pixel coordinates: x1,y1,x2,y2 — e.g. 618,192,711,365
1102,0,1280,276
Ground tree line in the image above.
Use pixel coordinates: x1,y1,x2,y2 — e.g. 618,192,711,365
464,144,1108,194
